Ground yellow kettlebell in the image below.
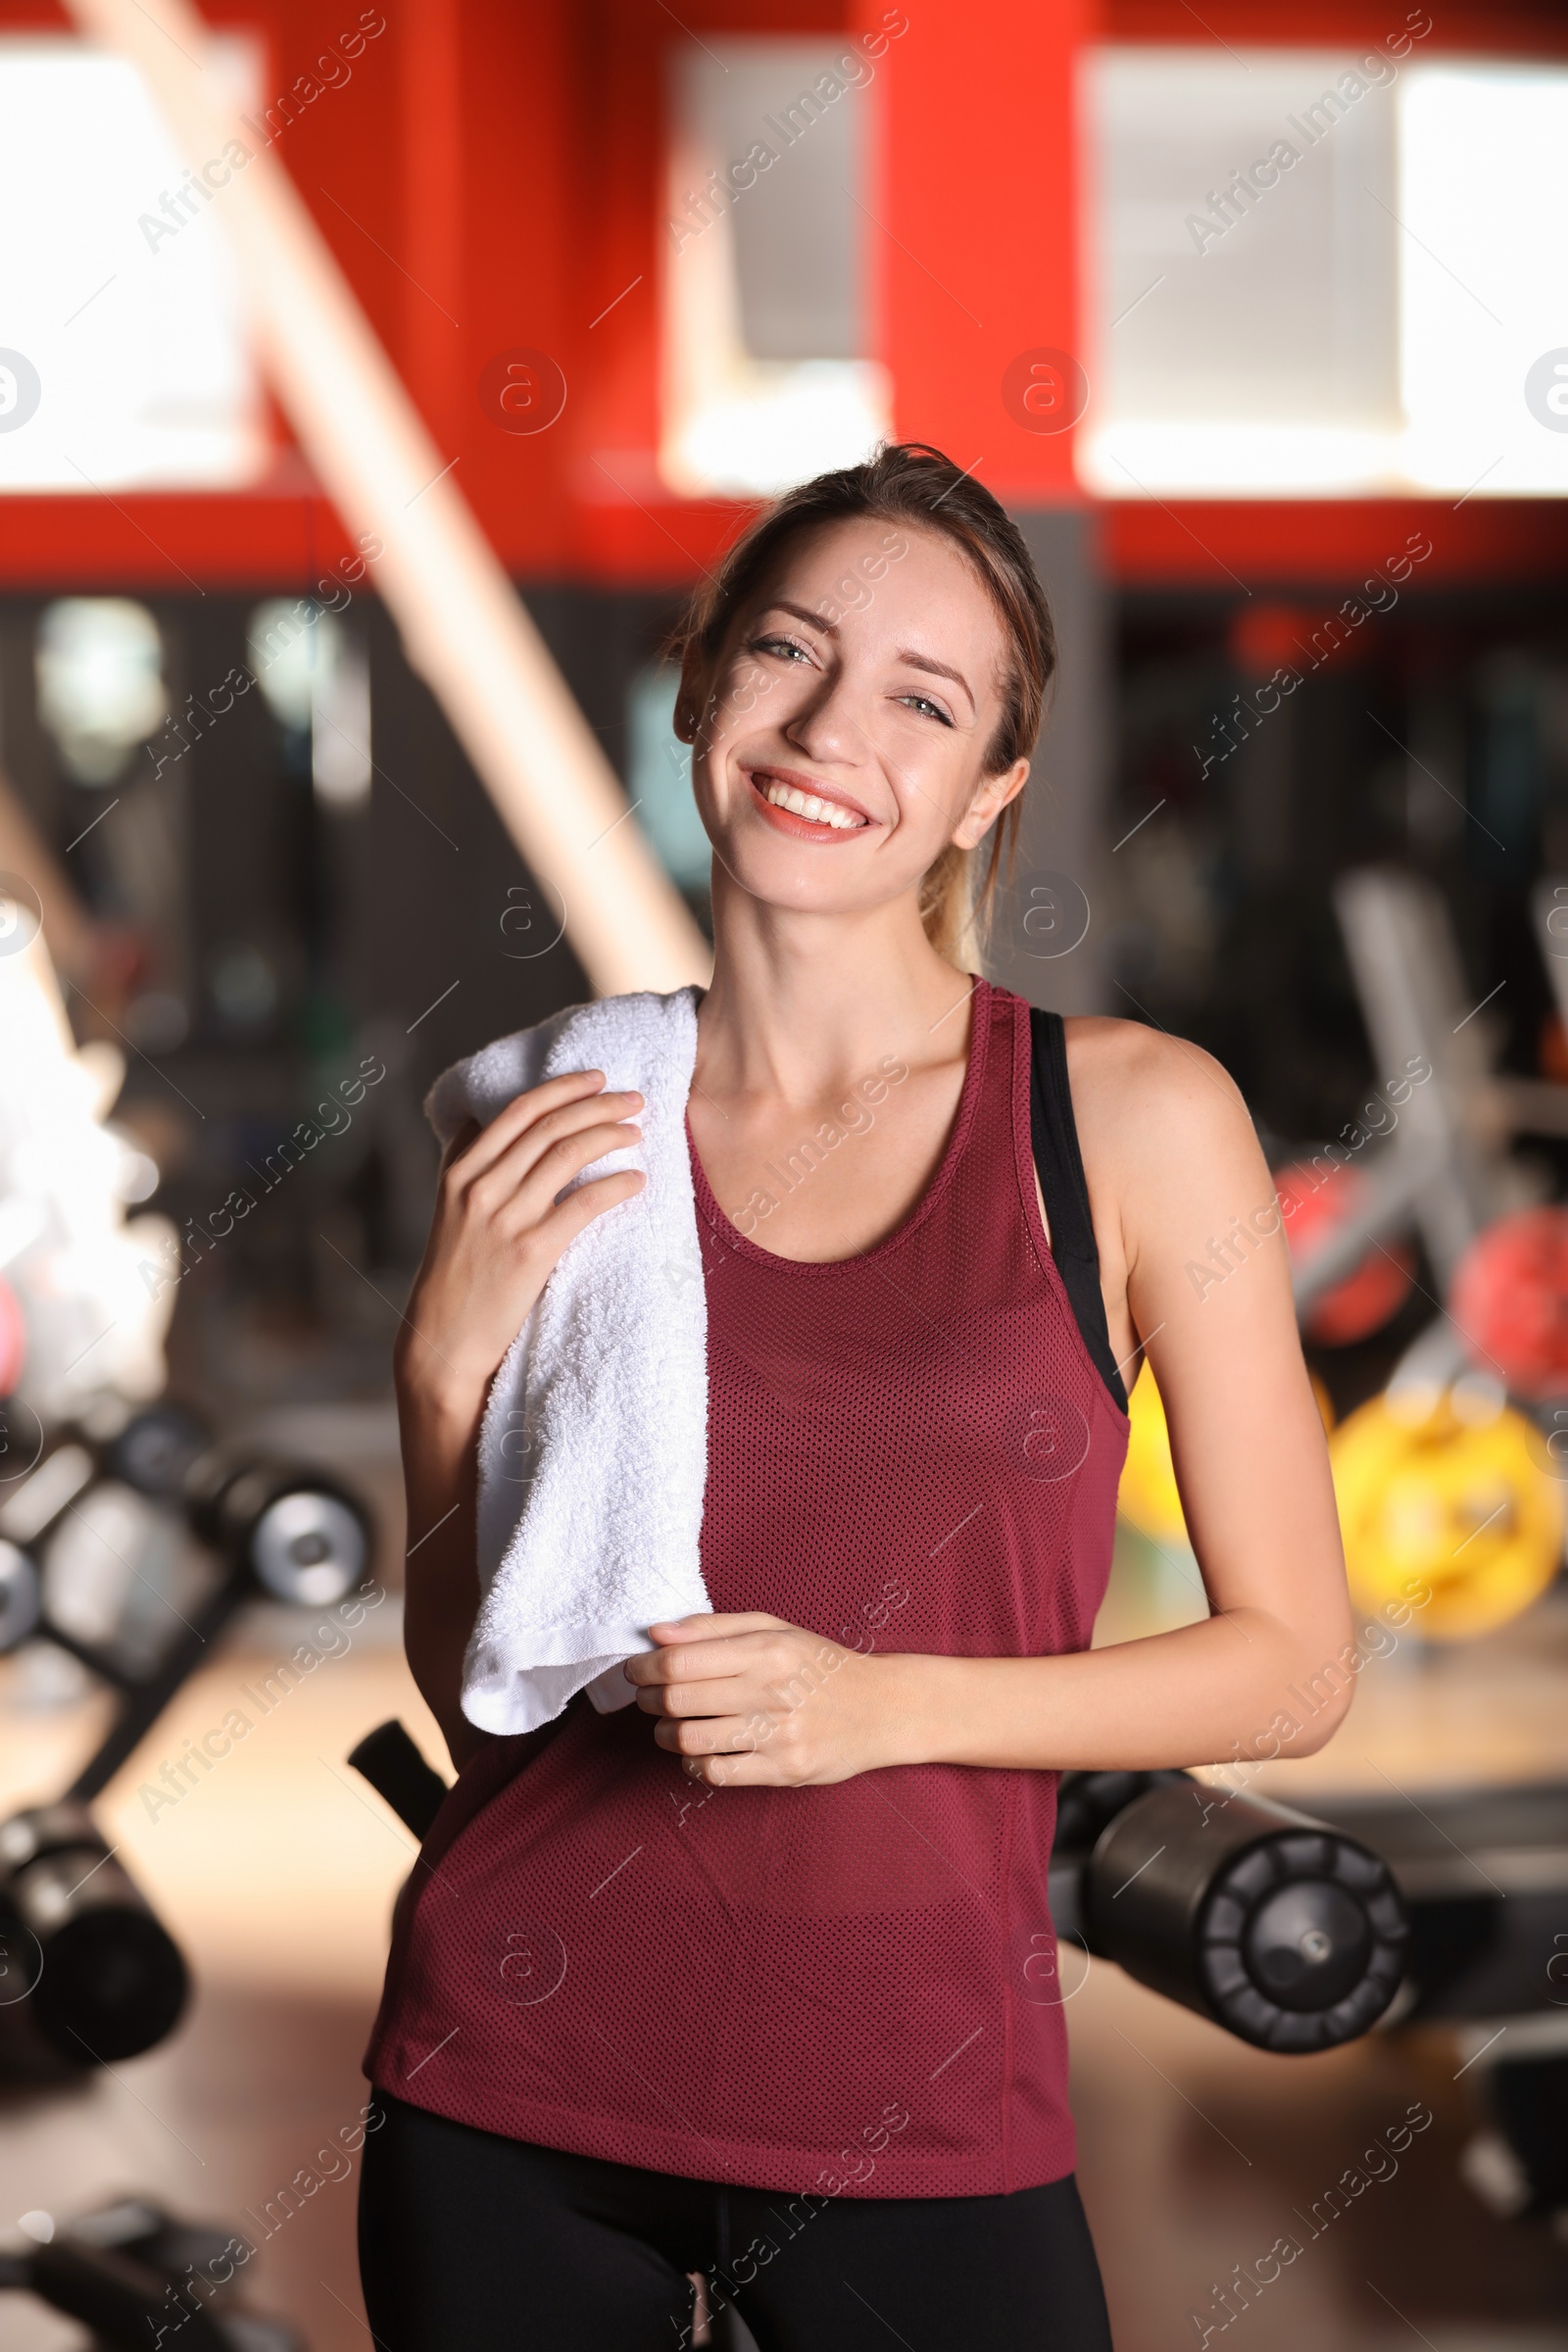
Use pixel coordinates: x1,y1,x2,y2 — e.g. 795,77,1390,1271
1118,1368,1189,1544
1330,1391,1563,1641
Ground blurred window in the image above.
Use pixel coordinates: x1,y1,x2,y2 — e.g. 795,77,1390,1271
248,601,371,808
0,35,264,492
249,600,332,733
35,599,166,785
1081,50,1568,498
1398,68,1568,497
662,39,891,496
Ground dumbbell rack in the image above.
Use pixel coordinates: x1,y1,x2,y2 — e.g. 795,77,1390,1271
0,1410,375,2346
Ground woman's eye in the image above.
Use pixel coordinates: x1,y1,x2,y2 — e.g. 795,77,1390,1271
899,693,953,726
749,634,809,662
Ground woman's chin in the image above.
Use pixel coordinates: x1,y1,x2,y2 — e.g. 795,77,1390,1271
711,842,917,926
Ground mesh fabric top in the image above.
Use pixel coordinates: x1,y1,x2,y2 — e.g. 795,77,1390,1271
365,981,1129,2197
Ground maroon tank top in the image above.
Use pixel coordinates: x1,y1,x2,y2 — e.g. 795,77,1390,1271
365,980,1128,2197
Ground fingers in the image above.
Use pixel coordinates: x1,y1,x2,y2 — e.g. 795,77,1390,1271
451,1070,640,1185
511,1117,645,1217
646,1613,787,1646
527,1167,646,1270
473,1099,645,1213
624,1641,740,1690
653,1712,763,1756
634,1668,750,1718
624,1624,787,1693
445,1071,602,1179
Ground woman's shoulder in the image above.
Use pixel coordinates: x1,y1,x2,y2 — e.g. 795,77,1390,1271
1061,1013,1258,1175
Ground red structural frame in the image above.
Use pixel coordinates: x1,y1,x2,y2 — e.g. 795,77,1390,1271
1,0,1565,594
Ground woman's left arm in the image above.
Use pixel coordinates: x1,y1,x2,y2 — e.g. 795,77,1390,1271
628,1024,1356,1785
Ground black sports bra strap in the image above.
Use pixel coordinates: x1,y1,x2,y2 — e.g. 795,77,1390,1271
1028,1007,1128,1415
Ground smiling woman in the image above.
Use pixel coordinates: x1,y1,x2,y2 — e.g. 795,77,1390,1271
668,441,1054,963
362,443,1352,2352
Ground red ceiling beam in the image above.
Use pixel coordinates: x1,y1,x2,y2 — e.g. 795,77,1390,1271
1,0,1565,592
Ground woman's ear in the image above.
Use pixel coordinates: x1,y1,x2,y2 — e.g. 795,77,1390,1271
951,758,1029,852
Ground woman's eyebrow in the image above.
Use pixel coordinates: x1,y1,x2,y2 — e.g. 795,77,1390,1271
760,599,837,634
896,649,974,710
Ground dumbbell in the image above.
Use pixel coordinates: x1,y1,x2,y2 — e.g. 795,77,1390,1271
0,1804,187,2074
36,1407,373,1803
109,1401,371,1609
0,1405,372,1681
1054,1770,1408,2053
0,1406,376,2086
4,1397,373,1614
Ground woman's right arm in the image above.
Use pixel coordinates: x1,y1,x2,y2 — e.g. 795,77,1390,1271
394,1068,645,1770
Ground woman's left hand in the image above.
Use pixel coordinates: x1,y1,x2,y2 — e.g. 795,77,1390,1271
624,1613,907,1787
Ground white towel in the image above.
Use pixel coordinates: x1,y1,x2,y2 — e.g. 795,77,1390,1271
423,986,710,1734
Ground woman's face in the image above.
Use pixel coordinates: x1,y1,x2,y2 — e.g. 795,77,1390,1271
678,516,1028,925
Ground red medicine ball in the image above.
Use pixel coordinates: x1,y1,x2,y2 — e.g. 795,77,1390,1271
1275,1162,1414,1347
1451,1205,1568,1398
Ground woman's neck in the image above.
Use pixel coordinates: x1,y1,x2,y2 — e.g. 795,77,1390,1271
694,877,975,1106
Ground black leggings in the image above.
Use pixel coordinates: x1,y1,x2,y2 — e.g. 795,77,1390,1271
359,2094,1112,2351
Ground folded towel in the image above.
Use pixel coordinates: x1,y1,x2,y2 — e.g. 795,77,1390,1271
423,986,710,1734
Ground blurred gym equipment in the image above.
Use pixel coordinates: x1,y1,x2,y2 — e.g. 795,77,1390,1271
0,1406,371,1799
1331,1390,1564,1642
1057,1770,1568,2231
0,2197,303,2350
0,892,177,1426
1450,1205,1568,1400
1274,1159,1416,1345
346,1717,449,1842
1283,867,1568,1347
1115,1367,1189,1547
1055,1772,1407,2053
1203,864,1568,1647
0,1404,373,2077
1303,1778,1568,2235
1101,864,1568,2240
0,1799,187,2074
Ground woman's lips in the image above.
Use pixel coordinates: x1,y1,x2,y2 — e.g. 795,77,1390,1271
746,768,872,842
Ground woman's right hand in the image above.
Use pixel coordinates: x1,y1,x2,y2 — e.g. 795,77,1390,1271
395,1068,645,1411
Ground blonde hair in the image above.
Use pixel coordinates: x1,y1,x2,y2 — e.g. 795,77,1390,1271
669,443,1056,966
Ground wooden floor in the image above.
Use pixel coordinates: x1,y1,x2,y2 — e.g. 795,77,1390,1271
3,1448,1568,2348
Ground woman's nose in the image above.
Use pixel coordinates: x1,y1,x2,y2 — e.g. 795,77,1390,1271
783,672,865,764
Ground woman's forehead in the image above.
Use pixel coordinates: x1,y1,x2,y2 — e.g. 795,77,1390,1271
746,520,1007,656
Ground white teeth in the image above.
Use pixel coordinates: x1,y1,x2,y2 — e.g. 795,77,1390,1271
761,779,860,830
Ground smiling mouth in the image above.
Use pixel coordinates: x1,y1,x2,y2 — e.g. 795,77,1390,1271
748,769,870,834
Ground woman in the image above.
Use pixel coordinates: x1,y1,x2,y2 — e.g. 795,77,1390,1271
360,444,1352,2349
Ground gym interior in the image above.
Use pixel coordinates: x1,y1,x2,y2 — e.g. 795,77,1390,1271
1,0,1567,2344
